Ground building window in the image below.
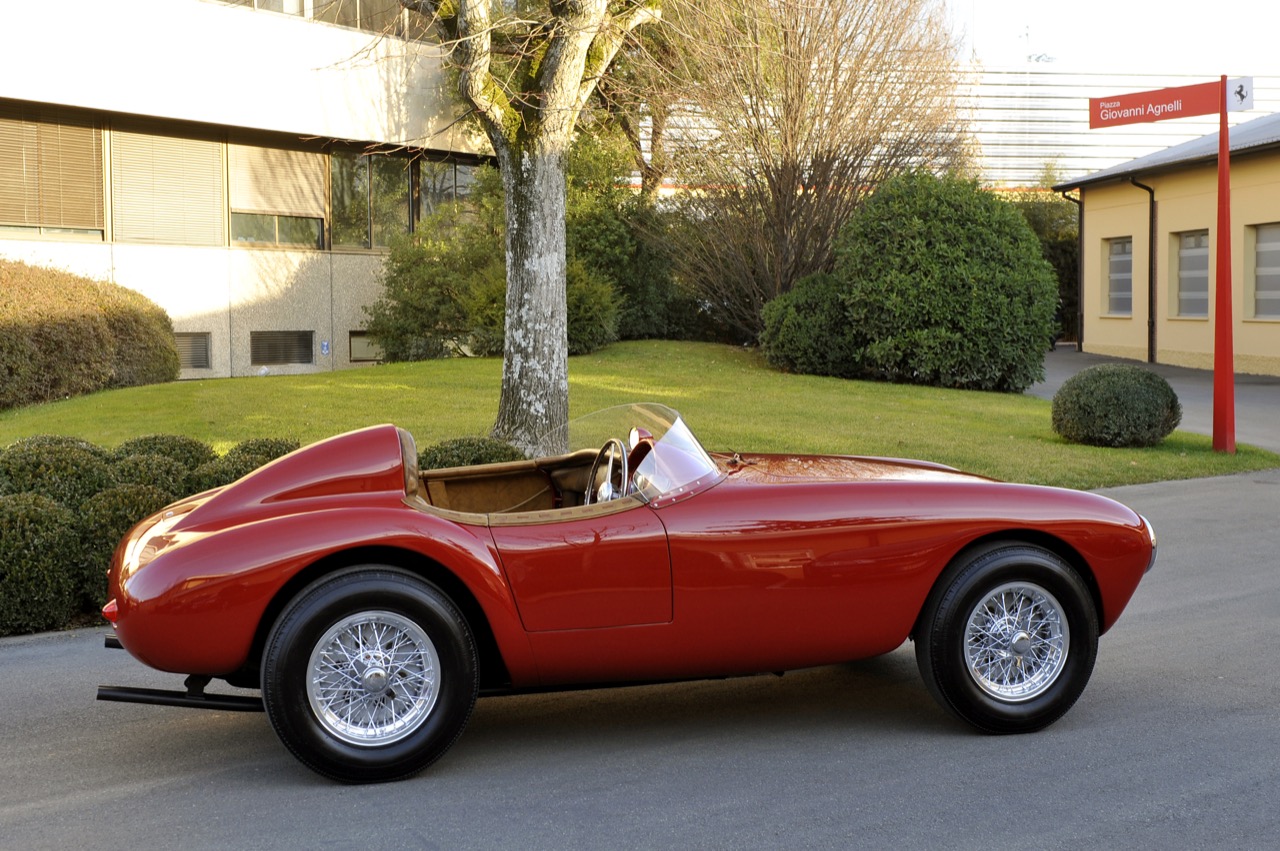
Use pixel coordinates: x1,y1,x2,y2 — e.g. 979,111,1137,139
231,212,323,248
1176,230,1209,318
315,0,407,33
111,125,224,245
251,330,314,365
331,150,410,249
1254,223,1280,318
0,102,104,236
175,333,213,370
215,0,426,36
1106,237,1132,316
416,162,478,220
229,144,326,248
349,331,383,362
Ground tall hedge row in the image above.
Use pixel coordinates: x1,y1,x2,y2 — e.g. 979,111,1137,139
0,259,180,411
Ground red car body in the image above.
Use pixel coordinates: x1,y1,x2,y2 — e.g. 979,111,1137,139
101,404,1155,783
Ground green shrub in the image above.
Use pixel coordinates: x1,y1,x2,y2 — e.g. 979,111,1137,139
112,453,189,498
419,437,526,470
760,172,1058,392
1051,364,1182,447
185,453,270,494
99,285,182,388
78,484,174,611
367,134,685,361
0,443,117,508
115,434,216,470
566,261,620,355
4,434,111,460
759,273,855,377
0,259,179,411
0,494,81,636
225,437,301,463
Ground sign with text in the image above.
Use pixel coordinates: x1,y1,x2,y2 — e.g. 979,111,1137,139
1089,77,1253,128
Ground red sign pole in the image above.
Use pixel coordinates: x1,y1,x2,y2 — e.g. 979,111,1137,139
1213,75,1237,453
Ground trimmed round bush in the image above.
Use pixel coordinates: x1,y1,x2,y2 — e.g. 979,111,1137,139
115,434,216,471
1052,364,1182,447
760,172,1058,392
760,272,857,376
0,493,81,636
79,484,174,611
419,437,527,470
4,434,112,461
185,453,270,494
225,437,301,464
0,443,117,508
112,453,189,498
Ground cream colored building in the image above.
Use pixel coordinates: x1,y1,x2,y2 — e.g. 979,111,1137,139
0,0,487,379
1057,111,1280,376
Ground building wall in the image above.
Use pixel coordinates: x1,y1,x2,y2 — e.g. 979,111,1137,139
0,0,488,380
0,0,485,155
0,237,384,378
1080,152,1280,375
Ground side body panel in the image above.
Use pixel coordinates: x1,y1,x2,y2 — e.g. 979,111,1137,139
520,474,1152,685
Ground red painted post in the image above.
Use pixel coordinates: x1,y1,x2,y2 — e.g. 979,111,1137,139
1213,75,1236,453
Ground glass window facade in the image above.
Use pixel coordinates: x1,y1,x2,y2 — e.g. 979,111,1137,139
332,150,410,249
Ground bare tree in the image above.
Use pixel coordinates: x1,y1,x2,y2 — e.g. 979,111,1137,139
665,0,970,341
592,23,681,198
401,1,660,454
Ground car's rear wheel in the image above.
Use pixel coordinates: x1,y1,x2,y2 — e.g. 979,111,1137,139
914,544,1098,734
261,566,477,783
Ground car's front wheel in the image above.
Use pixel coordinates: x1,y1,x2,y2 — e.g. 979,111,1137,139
261,566,478,783
915,544,1098,734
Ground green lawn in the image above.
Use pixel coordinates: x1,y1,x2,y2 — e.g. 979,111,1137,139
1,340,1274,490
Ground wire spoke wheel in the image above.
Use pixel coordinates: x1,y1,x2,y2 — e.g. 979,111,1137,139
262,567,477,783
307,611,441,746
963,582,1068,702
915,544,1098,734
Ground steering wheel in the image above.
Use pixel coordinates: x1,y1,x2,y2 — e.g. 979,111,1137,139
583,438,630,505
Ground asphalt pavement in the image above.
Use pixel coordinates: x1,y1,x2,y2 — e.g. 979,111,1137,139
1029,344,1280,453
2,345,1278,848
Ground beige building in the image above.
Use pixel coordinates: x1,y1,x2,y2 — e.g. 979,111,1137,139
1057,110,1280,376
0,0,487,379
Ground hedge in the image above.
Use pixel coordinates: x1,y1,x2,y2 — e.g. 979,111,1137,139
0,259,179,411
0,432,295,636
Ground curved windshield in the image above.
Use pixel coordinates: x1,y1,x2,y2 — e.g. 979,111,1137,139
543,403,721,502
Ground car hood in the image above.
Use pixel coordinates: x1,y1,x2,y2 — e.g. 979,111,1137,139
715,452,995,485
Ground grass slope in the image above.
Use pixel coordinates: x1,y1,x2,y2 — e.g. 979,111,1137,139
1,341,1274,490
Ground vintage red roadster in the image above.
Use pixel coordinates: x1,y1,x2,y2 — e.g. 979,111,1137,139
99,403,1156,783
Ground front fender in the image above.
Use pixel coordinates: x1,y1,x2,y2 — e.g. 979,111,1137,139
111,503,527,678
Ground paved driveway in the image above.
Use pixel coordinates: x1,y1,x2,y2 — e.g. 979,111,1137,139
3,469,1279,849
1031,346,1280,453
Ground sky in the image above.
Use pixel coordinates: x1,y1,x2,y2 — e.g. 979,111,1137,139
951,0,1280,77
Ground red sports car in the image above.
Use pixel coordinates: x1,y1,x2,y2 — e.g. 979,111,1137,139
99,403,1156,783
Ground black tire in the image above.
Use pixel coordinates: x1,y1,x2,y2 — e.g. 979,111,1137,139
261,566,478,783
914,544,1098,734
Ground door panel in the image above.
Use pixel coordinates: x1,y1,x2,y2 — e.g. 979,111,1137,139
491,501,671,632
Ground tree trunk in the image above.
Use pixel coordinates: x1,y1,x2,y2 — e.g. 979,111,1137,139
490,140,571,457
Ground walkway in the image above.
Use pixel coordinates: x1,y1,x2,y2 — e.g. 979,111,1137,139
1028,345,1280,454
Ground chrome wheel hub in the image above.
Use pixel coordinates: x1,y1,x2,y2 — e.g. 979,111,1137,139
964,582,1069,702
307,611,440,746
